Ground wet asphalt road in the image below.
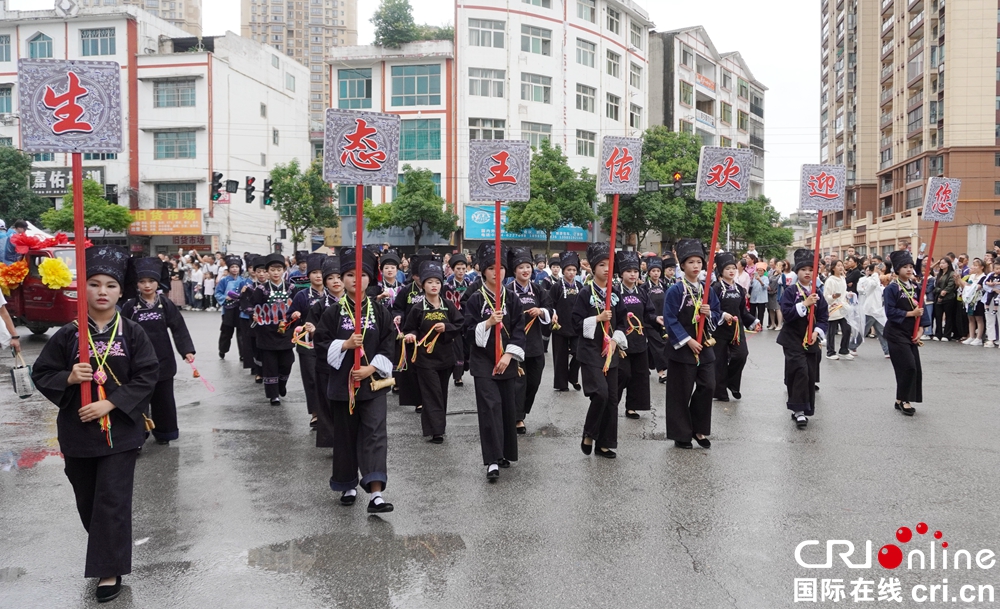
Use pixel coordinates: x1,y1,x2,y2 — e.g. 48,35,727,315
2,310,1000,608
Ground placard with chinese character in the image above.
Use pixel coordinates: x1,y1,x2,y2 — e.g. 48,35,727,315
468,140,531,202
598,136,643,195
28,166,105,196
799,164,847,211
18,59,122,154
694,147,754,203
129,209,202,236
922,177,961,222
322,108,401,187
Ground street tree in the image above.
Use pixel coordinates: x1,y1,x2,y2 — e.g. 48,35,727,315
269,158,338,253
727,195,794,260
40,178,133,239
371,0,418,47
0,147,55,225
364,164,458,247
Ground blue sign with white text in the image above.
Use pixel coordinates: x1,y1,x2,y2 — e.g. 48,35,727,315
464,205,588,242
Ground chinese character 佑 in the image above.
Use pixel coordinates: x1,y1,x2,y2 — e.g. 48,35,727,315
339,118,387,171
706,156,741,190
605,146,634,184
486,151,518,186
42,71,94,135
807,171,839,200
931,183,954,215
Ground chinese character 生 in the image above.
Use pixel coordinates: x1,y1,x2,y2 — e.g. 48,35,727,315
706,156,742,190
42,71,95,135
339,118,387,172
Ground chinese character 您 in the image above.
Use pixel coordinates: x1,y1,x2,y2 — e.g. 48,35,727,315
42,71,94,135
930,183,954,215
807,171,839,200
706,156,742,190
605,146,634,184
486,151,517,186
49,171,66,190
339,118,387,171
793,578,817,603
31,171,48,189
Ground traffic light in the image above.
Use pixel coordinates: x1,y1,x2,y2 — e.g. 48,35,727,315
245,176,256,203
673,171,683,197
211,172,224,201
263,178,273,205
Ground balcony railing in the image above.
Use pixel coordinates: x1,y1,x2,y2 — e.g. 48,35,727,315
881,89,893,103
880,113,893,126
696,110,715,127
907,144,923,157
881,65,893,79
909,12,924,31
908,39,924,56
750,134,764,148
880,136,892,148
750,103,764,118
882,40,894,55
907,120,923,134
882,0,893,9
908,92,923,107
881,180,894,193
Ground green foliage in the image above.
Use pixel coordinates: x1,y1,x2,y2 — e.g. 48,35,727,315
505,139,596,255
0,147,55,225
728,195,794,261
415,24,454,41
364,164,458,246
371,0,418,48
269,159,338,252
40,179,132,237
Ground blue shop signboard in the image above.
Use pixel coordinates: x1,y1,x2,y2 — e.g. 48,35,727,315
464,205,588,242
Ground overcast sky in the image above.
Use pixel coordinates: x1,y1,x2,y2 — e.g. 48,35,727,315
12,0,819,215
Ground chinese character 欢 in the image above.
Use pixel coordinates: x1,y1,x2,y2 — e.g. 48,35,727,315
486,151,518,186
49,171,66,190
605,146,635,184
42,71,94,135
930,183,954,215
849,578,876,602
706,156,742,190
31,171,48,189
876,578,903,602
339,118,387,171
820,579,846,602
807,171,839,200
793,578,817,603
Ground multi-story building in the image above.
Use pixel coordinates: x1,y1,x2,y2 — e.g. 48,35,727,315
242,0,358,124
75,0,204,37
811,0,1000,259
649,26,767,198
0,4,312,255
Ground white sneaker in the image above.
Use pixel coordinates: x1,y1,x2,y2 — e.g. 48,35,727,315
849,350,858,357
842,353,855,360
984,341,995,348
962,338,973,345
884,354,891,359
940,337,948,342
932,337,939,341
826,354,840,360
970,339,983,346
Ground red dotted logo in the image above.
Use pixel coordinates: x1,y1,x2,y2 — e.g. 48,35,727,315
878,522,945,569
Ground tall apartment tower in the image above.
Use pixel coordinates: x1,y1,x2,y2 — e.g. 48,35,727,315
74,0,204,36
816,0,1000,258
242,0,358,124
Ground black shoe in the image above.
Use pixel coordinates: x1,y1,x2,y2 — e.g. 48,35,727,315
414,405,423,413
555,387,570,392
732,391,741,400
795,415,808,429
674,440,693,449
309,416,318,429
595,447,617,459
516,425,526,434
429,435,444,444
487,466,500,482
454,379,464,387
270,398,281,406
279,385,287,397
340,491,357,506
897,402,916,416
255,376,263,384
581,438,593,455
219,352,225,359
155,439,169,446
625,410,640,419
695,437,711,448
814,384,820,392
499,458,511,468
571,382,581,391
391,386,399,393
658,375,668,384
96,577,122,603
367,499,394,513
715,396,730,402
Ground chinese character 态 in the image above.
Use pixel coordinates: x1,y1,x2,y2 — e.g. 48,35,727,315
793,578,817,603
807,171,839,200
486,151,517,186
31,171,48,189
820,579,846,602
706,156,742,190
605,146,635,184
930,183,954,215
339,118,387,171
42,71,94,135
849,579,875,602
876,578,903,602
49,171,66,190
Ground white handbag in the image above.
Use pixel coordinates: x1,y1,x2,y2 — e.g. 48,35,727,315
10,351,35,399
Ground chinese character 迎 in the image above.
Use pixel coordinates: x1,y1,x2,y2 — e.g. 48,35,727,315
930,183,954,215
706,156,742,190
821,579,846,602
793,578,817,603
876,578,903,602
31,171,48,189
486,151,517,186
605,146,635,184
49,171,66,190
42,71,94,135
807,171,839,200
849,579,875,602
339,118,387,171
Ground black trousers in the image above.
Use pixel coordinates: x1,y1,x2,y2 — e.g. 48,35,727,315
149,378,178,442
933,299,956,339
515,354,545,421
581,363,619,449
712,339,748,400
64,449,139,578
314,362,335,448
474,376,518,465
750,302,766,326
647,336,670,373
551,333,580,390
297,348,319,416
783,346,820,416
417,367,452,436
616,349,650,411
664,360,714,442
827,318,852,355
219,315,240,358
261,349,294,399
888,340,922,403
396,368,422,407
452,334,470,381
238,317,255,371
329,395,388,493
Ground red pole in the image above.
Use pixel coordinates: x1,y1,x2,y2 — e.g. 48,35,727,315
493,200,503,367
912,221,939,342
72,153,91,408
805,214,824,341
603,193,620,336
695,201,724,345
353,184,363,389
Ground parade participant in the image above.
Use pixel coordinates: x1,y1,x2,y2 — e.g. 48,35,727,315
572,243,629,458
308,256,342,447
615,250,655,419
778,249,829,429
391,249,434,412
508,247,552,434
288,250,310,290
241,256,267,382
369,251,403,308
251,253,296,405
464,243,526,481
120,258,196,445
403,260,464,443
538,256,561,355
709,252,760,402
550,250,583,392
444,253,473,386
215,255,247,360
317,248,395,512
643,254,672,384
984,260,1000,348
31,245,159,602
532,254,549,281
663,239,723,449
289,253,328,428
883,250,923,416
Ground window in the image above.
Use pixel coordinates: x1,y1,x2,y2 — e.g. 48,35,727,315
630,22,643,49
576,130,596,157
155,183,197,209
521,73,551,104
83,153,117,160
680,121,693,134
521,122,551,149
469,68,505,98
338,68,372,109
522,0,551,7
680,44,693,68
469,19,504,48
996,152,1000,167
285,73,296,91
720,102,732,125
737,110,749,131
391,64,441,106
0,137,12,147
679,81,693,106
0,87,10,113
29,33,52,59
81,28,116,56
607,7,620,34
153,80,196,108
576,38,596,68
392,173,441,200
629,104,642,129
261,153,267,166
576,84,595,113
338,184,371,216
738,78,749,99
606,50,620,78
606,94,620,121
272,129,280,145
399,119,441,160
0,35,10,62
154,131,197,159
272,55,280,68
905,186,924,209
470,118,505,140
577,0,596,23
629,63,642,89
521,25,551,56
720,136,732,147
721,69,732,90
33,153,54,162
